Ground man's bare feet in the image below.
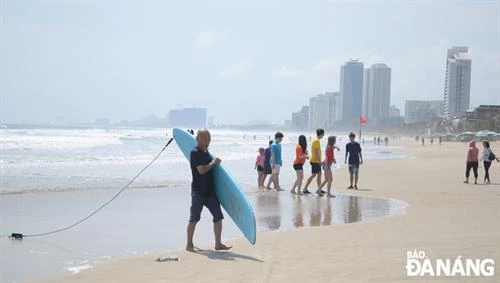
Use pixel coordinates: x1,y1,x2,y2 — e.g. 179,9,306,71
315,190,324,197
328,193,336,198
186,245,196,252
215,243,232,251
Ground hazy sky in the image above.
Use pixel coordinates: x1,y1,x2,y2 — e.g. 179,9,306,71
1,0,499,125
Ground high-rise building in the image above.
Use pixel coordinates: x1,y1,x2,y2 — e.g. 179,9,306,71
326,91,341,127
307,92,341,129
309,94,329,129
292,106,309,129
443,47,472,117
340,60,364,124
405,100,443,124
362,63,391,123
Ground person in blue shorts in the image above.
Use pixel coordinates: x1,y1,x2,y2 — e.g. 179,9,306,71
345,132,363,190
186,129,231,252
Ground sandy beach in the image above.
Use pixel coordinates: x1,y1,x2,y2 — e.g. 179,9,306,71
31,139,500,283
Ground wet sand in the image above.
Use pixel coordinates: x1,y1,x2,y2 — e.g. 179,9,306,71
27,140,500,282
1,182,403,282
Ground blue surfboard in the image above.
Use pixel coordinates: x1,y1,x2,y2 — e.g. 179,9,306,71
173,128,256,245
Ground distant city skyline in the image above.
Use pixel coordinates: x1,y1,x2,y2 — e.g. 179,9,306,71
1,2,499,125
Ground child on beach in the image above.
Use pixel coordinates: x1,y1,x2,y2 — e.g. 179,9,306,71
291,135,309,195
263,140,273,189
255,147,266,188
319,136,337,197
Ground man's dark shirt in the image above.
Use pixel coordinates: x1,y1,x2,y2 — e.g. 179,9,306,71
346,142,362,165
190,146,215,197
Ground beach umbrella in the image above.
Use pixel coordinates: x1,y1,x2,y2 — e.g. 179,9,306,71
457,132,475,142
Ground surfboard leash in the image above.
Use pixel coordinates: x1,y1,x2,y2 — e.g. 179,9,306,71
8,137,174,240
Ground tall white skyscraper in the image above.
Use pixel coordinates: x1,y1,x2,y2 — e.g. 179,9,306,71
443,47,471,117
340,60,364,124
362,63,391,123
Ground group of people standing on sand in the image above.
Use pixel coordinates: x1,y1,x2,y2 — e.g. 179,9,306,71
464,139,499,184
255,128,363,198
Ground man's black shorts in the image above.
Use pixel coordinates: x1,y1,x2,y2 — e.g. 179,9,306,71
189,190,224,223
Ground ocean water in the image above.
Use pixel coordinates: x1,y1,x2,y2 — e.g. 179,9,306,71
0,126,410,282
0,126,410,194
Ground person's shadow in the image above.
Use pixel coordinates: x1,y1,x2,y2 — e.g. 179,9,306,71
196,250,264,262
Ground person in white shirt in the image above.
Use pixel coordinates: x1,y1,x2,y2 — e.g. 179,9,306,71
479,140,499,184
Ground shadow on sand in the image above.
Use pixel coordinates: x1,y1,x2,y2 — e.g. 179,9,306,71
196,250,263,262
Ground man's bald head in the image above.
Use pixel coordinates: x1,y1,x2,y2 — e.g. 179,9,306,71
197,128,210,137
196,128,211,150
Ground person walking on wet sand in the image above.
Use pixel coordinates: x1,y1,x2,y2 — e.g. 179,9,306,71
345,132,363,190
267,132,284,191
291,135,309,194
464,140,479,184
263,140,273,189
255,147,266,188
318,136,338,197
186,129,231,252
303,129,325,195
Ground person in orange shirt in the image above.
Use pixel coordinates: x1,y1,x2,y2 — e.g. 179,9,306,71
291,135,309,194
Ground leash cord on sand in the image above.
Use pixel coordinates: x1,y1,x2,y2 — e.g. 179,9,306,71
8,137,174,240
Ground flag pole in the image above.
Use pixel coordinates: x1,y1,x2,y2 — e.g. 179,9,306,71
359,123,362,141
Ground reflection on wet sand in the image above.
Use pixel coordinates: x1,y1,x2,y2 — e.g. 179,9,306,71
322,197,332,226
310,197,321,226
292,195,304,228
344,195,361,224
250,192,403,232
255,192,281,230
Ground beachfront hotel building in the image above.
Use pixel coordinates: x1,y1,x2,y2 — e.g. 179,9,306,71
443,47,472,118
340,60,364,125
309,94,329,129
405,100,444,124
306,92,341,129
390,105,401,117
168,107,207,128
326,91,341,126
292,106,309,129
362,63,391,123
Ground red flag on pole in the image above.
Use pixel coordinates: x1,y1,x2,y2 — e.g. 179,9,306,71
359,116,367,125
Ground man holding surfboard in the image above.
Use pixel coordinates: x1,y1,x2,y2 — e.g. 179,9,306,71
186,129,231,252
